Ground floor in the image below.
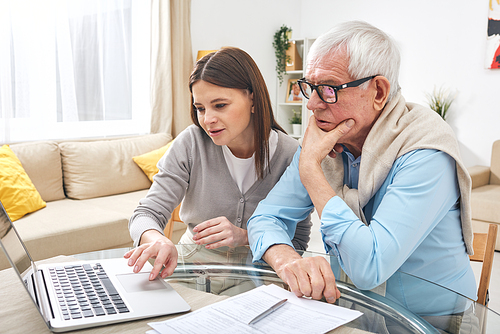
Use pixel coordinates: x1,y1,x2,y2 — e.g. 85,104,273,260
306,212,500,313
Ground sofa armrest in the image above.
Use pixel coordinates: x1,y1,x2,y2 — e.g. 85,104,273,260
468,165,491,189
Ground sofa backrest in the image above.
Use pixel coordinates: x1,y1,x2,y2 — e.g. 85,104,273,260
10,141,66,202
7,133,172,202
490,140,500,185
59,133,171,200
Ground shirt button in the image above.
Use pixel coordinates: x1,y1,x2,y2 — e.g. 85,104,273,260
239,198,244,203
237,217,242,222
352,163,358,167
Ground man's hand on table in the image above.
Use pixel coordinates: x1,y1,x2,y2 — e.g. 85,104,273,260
263,244,341,304
124,230,178,281
192,216,248,249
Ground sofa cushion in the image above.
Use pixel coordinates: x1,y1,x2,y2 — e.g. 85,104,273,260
471,184,500,224
0,145,46,227
59,133,171,200
133,140,174,182
0,190,151,270
490,140,500,185
10,141,65,202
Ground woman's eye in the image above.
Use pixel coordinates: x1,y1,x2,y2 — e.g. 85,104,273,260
195,107,205,113
215,103,226,109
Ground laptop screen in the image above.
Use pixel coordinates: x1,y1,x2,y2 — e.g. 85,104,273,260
0,201,33,277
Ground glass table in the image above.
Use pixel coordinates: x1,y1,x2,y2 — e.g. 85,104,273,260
73,244,500,334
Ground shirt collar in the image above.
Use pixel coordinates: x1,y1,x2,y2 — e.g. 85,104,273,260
341,144,361,165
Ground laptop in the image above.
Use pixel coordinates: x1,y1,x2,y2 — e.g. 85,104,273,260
0,201,190,332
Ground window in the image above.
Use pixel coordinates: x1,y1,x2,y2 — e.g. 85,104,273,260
0,0,151,143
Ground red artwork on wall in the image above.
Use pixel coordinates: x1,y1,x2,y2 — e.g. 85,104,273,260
487,1,500,69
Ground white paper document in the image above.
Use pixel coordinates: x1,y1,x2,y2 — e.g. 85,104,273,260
148,284,363,334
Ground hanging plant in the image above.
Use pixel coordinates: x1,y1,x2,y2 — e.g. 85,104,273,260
273,25,292,86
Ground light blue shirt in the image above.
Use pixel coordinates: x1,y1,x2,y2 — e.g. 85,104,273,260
248,147,477,315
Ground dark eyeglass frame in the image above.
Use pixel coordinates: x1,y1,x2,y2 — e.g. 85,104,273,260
297,75,377,104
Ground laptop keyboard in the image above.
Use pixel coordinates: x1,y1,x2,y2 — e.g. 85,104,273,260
49,263,129,320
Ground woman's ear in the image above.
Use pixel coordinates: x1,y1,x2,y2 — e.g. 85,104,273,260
249,92,255,113
373,76,391,111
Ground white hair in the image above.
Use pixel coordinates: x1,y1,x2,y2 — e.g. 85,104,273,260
307,21,401,102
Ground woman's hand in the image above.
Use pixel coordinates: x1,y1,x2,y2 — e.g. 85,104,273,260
123,230,178,281
192,216,248,249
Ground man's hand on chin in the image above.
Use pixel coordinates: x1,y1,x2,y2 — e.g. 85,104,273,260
301,116,354,162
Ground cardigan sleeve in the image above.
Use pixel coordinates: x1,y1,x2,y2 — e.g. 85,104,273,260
128,127,194,246
291,216,312,251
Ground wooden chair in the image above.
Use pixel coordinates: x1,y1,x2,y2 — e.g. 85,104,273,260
469,223,498,306
164,204,182,240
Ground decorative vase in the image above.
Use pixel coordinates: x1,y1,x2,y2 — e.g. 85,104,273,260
292,124,301,136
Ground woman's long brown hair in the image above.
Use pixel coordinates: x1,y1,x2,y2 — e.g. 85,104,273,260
189,47,286,179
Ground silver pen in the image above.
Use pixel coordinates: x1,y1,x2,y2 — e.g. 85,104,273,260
248,298,288,325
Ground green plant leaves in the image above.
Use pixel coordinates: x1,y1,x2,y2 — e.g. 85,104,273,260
273,25,292,86
426,86,455,121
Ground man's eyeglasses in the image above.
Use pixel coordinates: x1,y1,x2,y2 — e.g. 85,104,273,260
297,76,377,104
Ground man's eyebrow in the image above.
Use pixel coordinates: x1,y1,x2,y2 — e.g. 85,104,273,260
304,78,338,86
320,81,338,86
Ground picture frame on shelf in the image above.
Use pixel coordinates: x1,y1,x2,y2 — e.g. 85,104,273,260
286,79,304,103
286,41,303,71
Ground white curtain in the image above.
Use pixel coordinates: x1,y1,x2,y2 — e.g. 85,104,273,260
0,0,150,143
150,0,193,138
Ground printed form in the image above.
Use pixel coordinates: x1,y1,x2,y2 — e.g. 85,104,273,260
147,284,363,334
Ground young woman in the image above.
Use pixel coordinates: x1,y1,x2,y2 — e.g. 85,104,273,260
125,47,311,281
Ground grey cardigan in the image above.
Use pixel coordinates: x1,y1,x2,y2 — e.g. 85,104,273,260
129,125,312,250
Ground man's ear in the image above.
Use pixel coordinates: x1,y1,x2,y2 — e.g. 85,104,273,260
373,76,391,111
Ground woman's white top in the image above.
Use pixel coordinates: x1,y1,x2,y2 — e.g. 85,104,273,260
222,130,278,194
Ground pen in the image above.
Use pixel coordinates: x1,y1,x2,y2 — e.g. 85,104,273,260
248,298,288,325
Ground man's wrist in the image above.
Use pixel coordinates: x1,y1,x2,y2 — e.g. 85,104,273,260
300,159,324,189
263,244,302,273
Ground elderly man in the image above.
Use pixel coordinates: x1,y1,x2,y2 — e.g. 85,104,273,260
248,21,476,314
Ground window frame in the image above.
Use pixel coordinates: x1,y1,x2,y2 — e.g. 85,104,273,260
1,2,151,144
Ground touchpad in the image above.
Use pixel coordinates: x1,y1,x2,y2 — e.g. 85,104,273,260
115,273,170,293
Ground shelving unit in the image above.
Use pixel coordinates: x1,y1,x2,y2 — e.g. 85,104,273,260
274,38,315,139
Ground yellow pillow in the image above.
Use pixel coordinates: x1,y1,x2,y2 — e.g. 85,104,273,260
132,140,174,182
0,145,46,224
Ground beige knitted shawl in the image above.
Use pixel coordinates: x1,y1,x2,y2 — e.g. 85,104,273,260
320,91,473,255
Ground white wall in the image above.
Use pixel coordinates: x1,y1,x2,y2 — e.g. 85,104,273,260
191,0,499,167
190,0,301,106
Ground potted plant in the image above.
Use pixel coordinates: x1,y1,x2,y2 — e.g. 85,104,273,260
273,25,292,86
426,86,455,121
289,109,301,136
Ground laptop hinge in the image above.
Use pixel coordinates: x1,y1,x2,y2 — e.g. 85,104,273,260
34,269,55,321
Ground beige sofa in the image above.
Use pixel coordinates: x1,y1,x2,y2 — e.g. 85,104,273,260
469,139,500,251
0,133,186,270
